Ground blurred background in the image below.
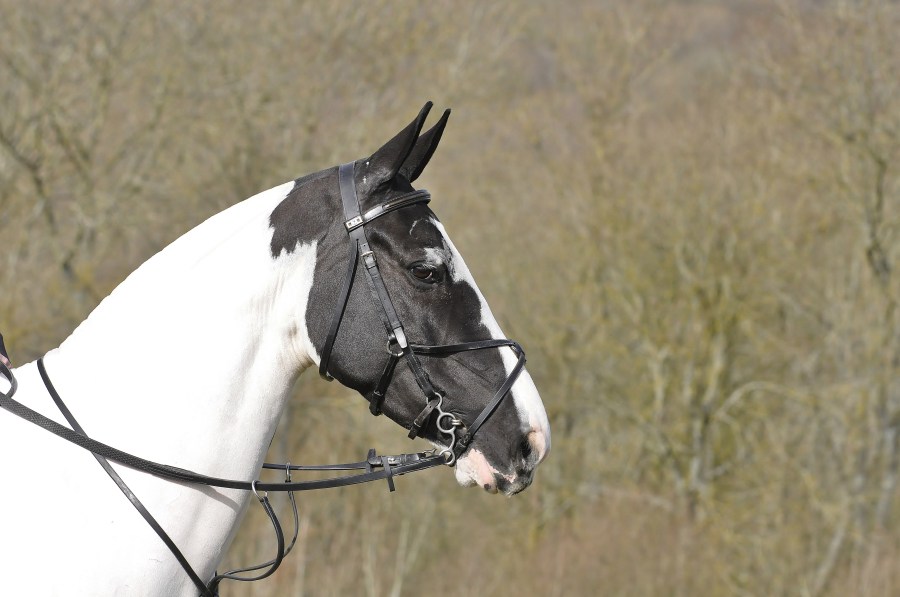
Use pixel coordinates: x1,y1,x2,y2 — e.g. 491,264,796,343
2,0,900,595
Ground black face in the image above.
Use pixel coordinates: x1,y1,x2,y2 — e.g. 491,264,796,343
269,103,548,493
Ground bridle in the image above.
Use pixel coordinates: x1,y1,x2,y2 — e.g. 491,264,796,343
0,163,527,595
318,162,527,465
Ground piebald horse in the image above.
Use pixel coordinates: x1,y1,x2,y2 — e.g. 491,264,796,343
0,103,550,595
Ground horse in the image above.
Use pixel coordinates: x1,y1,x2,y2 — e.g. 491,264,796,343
0,103,550,596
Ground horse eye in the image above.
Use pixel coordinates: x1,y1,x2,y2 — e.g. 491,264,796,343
410,264,437,282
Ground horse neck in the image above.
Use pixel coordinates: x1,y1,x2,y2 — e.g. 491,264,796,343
42,181,318,477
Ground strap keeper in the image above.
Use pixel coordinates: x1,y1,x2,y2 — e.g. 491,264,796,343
369,391,385,416
381,455,396,492
408,397,440,439
345,215,363,230
391,328,408,350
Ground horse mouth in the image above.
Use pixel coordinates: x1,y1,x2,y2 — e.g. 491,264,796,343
494,474,532,496
471,471,532,496
454,447,533,496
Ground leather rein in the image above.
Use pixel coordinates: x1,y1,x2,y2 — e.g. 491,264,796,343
0,163,525,595
0,358,442,595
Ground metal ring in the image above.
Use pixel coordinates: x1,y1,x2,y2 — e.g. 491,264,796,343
386,340,404,357
284,462,292,483
251,480,267,501
436,411,458,435
440,448,457,467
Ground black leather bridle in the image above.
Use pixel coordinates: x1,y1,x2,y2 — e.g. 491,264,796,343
0,164,527,595
318,162,527,464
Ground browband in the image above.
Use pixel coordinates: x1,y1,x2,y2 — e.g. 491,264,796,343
345,190,431,232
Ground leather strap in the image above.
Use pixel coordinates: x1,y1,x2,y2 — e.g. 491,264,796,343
346,190,431,231
0,363,444,493
36,358,215,597
410,397,441,439
457,346,526,451
0,360,18,402
1,358,434,594
340,162,410,349
370,353,400,415
207,486,286,593
318,163,430,381
408,340,527,455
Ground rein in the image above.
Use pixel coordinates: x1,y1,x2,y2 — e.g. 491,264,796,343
0,359,442,595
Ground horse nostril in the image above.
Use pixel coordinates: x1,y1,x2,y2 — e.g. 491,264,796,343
520,437,534,461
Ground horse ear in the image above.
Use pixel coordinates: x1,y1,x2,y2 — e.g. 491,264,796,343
399,108,450,183
367,102,432,185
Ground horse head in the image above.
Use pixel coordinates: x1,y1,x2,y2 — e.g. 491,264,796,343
271,103,551,495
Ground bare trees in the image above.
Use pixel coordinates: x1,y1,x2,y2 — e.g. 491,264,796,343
5,1,900,595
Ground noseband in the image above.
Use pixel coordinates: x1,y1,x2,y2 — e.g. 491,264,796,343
318,162,526,464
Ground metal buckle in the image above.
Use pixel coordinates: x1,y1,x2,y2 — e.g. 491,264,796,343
391,327,408,349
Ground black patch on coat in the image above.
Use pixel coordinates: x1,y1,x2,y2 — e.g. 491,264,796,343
268,168,339,258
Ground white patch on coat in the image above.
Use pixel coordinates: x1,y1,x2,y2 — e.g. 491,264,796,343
0,180,324,595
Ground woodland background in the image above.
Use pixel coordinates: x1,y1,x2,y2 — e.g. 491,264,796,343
2,1,900,595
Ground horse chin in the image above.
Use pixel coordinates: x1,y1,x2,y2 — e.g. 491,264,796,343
454,448,524,496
